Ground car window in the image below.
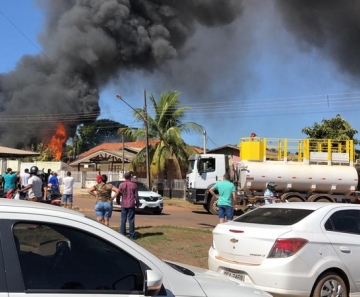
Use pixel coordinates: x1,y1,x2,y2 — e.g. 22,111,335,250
234,208,314,225
199,159,215,173
136,183,150,191
13,222,144,293
109,181,120,188
187,160,195,173
325,209,360,235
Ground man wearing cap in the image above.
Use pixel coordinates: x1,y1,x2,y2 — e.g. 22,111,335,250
3,168,19,193
119,172,139,240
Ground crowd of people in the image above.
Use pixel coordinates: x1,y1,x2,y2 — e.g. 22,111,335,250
1,168,140,239
0,166,74,207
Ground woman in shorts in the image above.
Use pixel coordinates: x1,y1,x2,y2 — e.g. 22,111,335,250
87,174,119,226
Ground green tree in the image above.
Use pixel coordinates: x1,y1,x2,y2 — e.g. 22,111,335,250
119,90,204,179
77,119,129,154
302,114,359,144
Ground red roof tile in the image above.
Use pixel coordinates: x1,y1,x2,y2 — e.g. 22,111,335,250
79,139,160,158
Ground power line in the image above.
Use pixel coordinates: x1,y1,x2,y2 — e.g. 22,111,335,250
0,8,65,73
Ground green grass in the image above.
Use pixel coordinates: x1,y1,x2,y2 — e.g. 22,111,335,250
113,225,212,269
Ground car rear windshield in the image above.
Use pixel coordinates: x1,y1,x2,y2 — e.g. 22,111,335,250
234,208,314,225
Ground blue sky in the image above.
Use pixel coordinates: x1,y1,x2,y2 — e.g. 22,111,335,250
1,1,360,150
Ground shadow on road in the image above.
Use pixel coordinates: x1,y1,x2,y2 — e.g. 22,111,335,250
198,223,216,228
191,210,245,216
191,211,213,215
136,212,170,216
136,232,164,239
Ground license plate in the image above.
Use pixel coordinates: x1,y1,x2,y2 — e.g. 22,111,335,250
223,270,245,281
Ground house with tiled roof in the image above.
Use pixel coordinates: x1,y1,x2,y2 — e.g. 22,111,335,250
71,140,158,174
70,139,202,180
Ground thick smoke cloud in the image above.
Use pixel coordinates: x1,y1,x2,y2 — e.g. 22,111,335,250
0,0,243,147
276,0,360,77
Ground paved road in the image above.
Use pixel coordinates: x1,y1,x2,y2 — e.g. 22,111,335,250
73,195,220,229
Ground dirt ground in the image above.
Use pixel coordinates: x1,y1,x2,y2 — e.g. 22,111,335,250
69,187,220,229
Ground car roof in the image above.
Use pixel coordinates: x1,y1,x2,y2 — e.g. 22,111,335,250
261,202,360,211
0,199,86,217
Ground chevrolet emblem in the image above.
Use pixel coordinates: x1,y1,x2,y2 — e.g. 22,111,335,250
230,238,238,243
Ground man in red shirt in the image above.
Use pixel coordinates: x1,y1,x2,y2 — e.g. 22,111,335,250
119,172,139,240
96,171,102,184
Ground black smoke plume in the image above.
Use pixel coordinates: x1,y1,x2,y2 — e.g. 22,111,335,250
276,0,360,78
0,0,243,148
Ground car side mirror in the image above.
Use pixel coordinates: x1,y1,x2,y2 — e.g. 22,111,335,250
145,270,163,296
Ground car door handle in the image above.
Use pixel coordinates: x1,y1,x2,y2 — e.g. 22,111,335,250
340,246,351,254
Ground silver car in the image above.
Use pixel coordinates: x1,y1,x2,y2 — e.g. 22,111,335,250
4,199,272,297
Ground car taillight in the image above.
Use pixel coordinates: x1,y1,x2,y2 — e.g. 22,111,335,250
268,238,308,258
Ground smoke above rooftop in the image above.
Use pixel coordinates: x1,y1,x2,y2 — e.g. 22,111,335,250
0,0,359,148
0,0,243,147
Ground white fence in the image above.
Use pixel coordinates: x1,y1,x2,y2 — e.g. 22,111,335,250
56,171,187,199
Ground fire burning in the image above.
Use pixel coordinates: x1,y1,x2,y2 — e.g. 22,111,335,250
47,123,67,160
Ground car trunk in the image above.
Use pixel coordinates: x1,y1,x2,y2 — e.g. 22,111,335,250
213,223,292,265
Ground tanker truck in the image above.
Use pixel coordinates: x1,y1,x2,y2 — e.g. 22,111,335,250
186,137,359,215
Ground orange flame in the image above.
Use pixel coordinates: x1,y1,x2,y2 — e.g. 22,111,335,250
48,123,67,160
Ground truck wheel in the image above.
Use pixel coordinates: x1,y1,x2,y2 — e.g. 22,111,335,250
312,272,347,297
287,197,302,202
203,204,209,212
209,196,219,215
316,198,331,202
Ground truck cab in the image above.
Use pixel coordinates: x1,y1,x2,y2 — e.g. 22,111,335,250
186,154,231,214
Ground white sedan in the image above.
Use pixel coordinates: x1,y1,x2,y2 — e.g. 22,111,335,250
3,199,272,297
209,202,360,297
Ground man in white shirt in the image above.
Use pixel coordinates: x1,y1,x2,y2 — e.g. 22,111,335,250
62,171,75,209
19,166,43,202
20,168,30,188
48,171,54,183
19,168,30,199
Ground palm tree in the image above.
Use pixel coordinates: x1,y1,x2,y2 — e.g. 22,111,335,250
119,90,204,179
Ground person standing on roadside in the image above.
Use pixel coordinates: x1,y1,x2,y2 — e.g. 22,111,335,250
3,168,19,193
48,170,53,182
19,168,30,199
209,173,237,224
62,171,75,209
20,168,30,188
119,172,139,240
96,171,102,184
88,174,119,226
49,172,60,195
37,171,48,201
19,166,43,202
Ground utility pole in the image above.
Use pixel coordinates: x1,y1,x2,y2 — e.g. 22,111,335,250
122,133,125,178
203,130,207,153
116,93,151,188
144,90,151,189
